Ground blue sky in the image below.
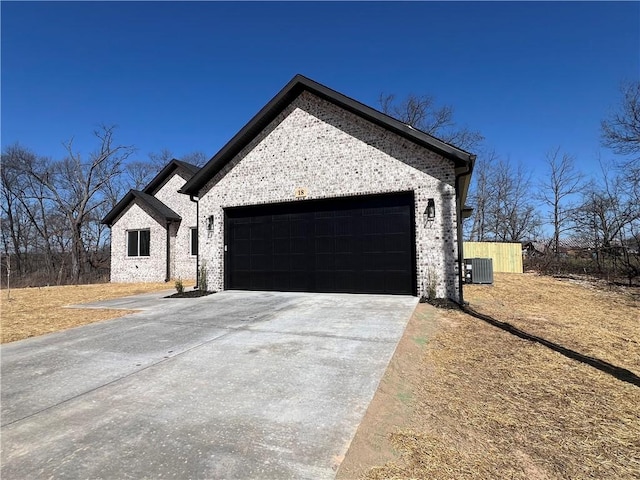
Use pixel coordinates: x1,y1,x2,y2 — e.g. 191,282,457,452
2,1,638,181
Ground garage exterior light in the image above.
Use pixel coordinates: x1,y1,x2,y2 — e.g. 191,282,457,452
425,198,436,221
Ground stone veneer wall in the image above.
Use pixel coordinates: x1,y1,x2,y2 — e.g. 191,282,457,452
110,169,197,283
198,91,460,300
109,203,168,282
152,171,197,281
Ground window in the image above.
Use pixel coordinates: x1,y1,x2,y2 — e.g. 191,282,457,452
190,227,198,256
128,230,150,257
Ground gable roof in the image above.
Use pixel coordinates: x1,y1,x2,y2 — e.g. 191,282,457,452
101,190,181,226
144,159,200,196
101,159,199,226
180,74,476,197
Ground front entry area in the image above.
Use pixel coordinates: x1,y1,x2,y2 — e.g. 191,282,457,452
224,192,416,294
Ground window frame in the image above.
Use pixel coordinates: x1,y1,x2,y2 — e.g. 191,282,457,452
190,227,198,256
127,229,151,257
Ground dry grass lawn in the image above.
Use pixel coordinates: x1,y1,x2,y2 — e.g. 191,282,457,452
0,282,192,343
340,273,640,479
2,274,638,477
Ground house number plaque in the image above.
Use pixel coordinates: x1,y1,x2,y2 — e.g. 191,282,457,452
294,187,308,198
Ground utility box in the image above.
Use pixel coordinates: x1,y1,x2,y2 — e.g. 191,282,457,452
464,258,494,284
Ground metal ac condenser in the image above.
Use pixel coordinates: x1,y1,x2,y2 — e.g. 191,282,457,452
464,258,494,284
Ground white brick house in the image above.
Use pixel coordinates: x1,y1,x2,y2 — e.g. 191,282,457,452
102,160,200,283
181,75,475,302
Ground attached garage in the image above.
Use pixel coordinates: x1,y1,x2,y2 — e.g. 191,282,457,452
225,192,415,294
180,75,475,302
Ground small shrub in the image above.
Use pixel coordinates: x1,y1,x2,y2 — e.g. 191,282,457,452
427,269,438,300
175,278,184,294
198,262,208,292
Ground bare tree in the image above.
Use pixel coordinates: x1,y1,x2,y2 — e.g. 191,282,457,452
1,145,63,279
601,80,640,160
0,145,30,275
126,149,208,190
148,149,208,168
379,93,484,151
123,161,161,190
487,159,540,242
465,153,540,242
573,161,640,282
379,91,497,242
465,150,496,241
601,81,640,233
180,151,208,167
595,80,640,283
0,132,213,287
537,147,584,256
20,125,135,283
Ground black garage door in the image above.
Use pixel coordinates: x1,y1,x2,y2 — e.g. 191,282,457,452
225,192,416,295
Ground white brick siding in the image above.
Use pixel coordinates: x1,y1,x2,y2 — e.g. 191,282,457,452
109,169,197,283
153,172,197,281
109,203,168,283
198,92,461,300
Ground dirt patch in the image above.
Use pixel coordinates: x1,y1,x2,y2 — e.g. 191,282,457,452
465,272,640,373
340,273,640,479
0,281,193,343
336,303,442,478
164,290,216,299
422,296,462,309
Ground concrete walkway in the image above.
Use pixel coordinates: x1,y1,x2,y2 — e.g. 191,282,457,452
1,290,416,479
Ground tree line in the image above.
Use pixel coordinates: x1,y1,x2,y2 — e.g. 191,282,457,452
2,82,639,286
1,127,205,287
382,83,640,282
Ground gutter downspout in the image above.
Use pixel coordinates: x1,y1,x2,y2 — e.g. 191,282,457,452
454,156,475,305
189,195,199,289
165,221,171,282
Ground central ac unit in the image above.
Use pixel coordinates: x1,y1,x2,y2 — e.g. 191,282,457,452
464,258,493,284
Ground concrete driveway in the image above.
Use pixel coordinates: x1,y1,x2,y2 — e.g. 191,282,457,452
1,289,416,479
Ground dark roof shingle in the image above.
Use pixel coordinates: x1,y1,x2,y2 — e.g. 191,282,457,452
101,190,181,226
102,159,199,226
144,159,200,195
180,74,475,197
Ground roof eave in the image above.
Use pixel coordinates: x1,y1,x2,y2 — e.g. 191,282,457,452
180,74,475,196
101,191,135,226
297,75,474,166
145,159,201,195
101,190,181,226
456,154,476,208
133,191,181,222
